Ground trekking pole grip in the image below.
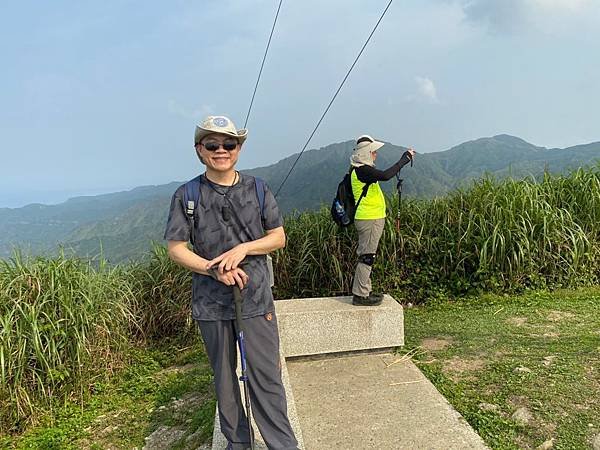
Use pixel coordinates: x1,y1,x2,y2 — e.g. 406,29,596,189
233,285,243,324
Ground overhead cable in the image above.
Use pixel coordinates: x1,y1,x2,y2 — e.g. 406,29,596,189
274,0,394,198
244,0,284,129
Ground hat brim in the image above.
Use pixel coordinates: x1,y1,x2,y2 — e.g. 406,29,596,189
195,128,248,145
355,140,385,153
369,141,384,152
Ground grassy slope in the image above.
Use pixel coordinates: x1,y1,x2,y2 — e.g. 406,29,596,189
405,288,600,449
0,343,216,450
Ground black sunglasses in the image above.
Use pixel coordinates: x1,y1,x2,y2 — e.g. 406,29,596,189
201,139,239,151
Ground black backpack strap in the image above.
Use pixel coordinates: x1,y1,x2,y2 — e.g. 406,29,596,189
253,176,267,222
253,176,274,283
355,183,370,209
183,175,202,246
352,167,371,210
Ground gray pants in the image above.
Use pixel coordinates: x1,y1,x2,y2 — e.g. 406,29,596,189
352,218,385,297
197,314,298,450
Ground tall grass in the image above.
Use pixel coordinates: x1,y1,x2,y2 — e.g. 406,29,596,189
0,252,136,432
0,247,196,433
128,245,195,342
275,167,600,300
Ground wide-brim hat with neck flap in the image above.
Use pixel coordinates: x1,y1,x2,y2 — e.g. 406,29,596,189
350,134,385,167
194,115,248,145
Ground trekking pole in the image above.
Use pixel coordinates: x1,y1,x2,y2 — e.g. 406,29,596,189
395,174,403,233
395,174,404,268
395,151,413,265
233,285,255,450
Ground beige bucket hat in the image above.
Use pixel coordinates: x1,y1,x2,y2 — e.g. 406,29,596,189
350,134,385,167
194,115,248,145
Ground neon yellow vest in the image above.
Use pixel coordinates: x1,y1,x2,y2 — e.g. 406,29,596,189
351,169,386,220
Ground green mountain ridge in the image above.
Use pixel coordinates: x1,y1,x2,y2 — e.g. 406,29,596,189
2,134,600,262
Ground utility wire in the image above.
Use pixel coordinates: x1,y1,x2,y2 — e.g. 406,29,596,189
244,0,284,129
274,0,394,198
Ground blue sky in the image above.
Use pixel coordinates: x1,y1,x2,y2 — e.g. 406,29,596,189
1,0,599,207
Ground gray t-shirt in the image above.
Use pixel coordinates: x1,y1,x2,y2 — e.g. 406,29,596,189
164,173,283,321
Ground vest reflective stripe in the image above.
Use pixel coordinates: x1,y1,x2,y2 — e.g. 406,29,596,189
351,169,386,220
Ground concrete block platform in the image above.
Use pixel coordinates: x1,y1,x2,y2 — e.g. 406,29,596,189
276,294,404,358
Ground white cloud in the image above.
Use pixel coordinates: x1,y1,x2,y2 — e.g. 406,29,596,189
415,76,439,103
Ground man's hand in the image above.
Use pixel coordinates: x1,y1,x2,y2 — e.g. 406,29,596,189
212,266,249,289
207,243,249,274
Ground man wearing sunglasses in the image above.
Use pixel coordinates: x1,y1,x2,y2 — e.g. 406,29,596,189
164,115,298,450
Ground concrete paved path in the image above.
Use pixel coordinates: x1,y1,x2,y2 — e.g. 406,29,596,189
286,352,489,450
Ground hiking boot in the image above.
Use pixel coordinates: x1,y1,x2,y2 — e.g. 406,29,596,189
352,294,383,306
369,292,384,302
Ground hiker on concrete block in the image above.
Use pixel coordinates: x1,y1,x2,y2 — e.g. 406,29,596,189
164,115,299,450
350,135,415,306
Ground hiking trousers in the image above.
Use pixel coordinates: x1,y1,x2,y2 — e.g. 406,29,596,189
196,313,298,450
352,218,385,297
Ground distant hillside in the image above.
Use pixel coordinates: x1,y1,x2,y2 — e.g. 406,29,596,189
0,183,179,261
245,140,455,213
428,134,600,181
2,135,599,262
